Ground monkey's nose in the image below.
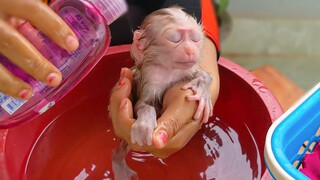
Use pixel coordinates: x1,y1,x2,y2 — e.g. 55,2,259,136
185,49,195,59
185,46,194,55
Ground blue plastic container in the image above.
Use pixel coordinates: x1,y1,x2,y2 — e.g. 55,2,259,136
264,82,320,180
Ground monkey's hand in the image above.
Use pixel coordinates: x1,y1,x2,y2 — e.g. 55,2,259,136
182,71,213,123
131,103,157,146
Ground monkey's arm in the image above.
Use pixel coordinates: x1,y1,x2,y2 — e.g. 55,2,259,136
131,100,157,146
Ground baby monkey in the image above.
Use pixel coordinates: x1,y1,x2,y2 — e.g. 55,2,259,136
112,6,213,180
131,6,213,146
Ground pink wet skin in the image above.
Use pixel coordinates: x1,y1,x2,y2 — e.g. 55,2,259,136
164,28,203,70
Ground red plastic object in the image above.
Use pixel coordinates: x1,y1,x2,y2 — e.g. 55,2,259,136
0,45,283,179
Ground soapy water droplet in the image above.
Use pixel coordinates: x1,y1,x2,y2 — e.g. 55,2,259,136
258,86,268,93
91,164,96,171
252,79,268,93
130,151,158,163
231,67,237,71
252,79,263,86
104,170,111,179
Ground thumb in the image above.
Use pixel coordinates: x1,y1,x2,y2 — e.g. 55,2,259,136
152,84,197,149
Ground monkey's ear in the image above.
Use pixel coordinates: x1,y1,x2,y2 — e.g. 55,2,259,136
131,30,146,63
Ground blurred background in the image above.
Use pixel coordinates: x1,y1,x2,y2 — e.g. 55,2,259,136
219,0,319,92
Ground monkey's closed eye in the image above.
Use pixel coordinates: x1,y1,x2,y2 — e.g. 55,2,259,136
190,33,202,43
166,31,182,43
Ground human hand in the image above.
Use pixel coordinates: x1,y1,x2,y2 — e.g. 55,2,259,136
0,0,79,99
110,36,219,159
109,68,203,159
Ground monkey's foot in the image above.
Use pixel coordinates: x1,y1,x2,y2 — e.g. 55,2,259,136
131,116,157,146
112,159,138,180
182,71,213,123
112,144,138,180
131,104,157,145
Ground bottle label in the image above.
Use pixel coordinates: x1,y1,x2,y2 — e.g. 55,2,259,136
0,93,26,115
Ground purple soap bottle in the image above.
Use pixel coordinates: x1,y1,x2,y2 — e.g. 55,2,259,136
0,0,127,128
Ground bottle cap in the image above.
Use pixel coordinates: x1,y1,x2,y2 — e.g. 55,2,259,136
91,0,128,25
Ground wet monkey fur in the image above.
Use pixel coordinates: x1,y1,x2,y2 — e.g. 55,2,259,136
130,6,213,146
112,6,213,180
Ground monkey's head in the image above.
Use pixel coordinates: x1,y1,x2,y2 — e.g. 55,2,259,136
131,6,204,70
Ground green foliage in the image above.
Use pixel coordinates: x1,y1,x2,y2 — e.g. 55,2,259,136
215,0,229,16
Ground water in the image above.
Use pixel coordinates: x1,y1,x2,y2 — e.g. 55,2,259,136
252,79,268,93
24,94,261,180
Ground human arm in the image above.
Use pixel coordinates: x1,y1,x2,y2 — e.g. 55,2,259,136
109,67,202,159
109,36,219,158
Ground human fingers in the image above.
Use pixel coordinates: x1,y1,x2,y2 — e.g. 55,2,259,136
117,96,201,158
202,98,213,123
201,101,210,123
119,67,134,83
5,16,25,28
111,81,202,159
114,98,135,141
114,98,156,153
210,99,213,117
150,118,202,159
152,84,199,149
110,80,155,151
109,68,134,139
194,97,205,120
0,0,79,51
0,19,62,98
112,95,158,153
115,96,185,158
0,64,32,99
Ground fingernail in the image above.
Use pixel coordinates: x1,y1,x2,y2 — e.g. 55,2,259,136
47,72,61,86
117,78,125,89
156,130,168,147
120,68,125,79
193,112,201,121
66,35,79,51
119,99,127,109
203,119,208,123
19,89,31,99
117,68,126,88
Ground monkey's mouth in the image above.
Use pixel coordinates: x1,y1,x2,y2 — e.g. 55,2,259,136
175,61,196,69
176,61,196,66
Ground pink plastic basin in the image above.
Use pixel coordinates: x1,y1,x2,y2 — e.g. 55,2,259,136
0,45,283,179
